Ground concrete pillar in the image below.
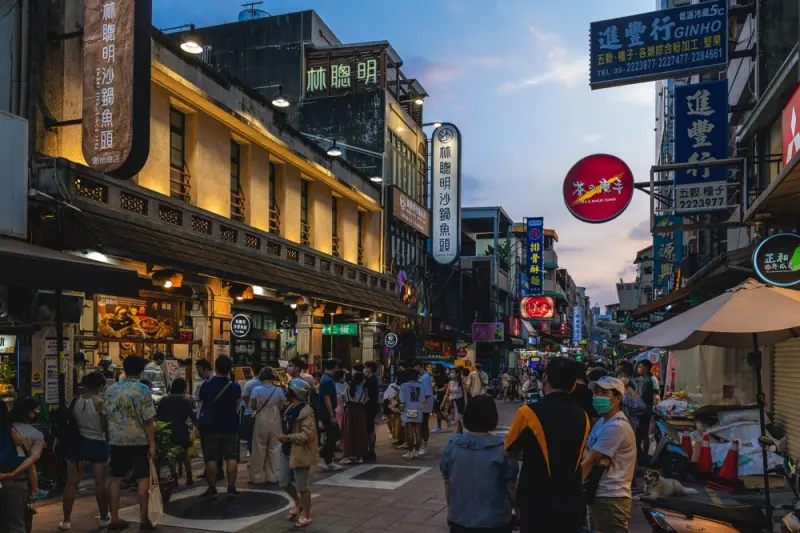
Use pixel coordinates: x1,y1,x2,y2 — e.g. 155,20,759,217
361,323,380,362
296,306,324,370
190,279,232,362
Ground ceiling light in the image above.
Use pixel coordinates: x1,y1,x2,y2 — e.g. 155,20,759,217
152,270,183,289
290,303,297,309
327,140,342,157
180,40,203,54
164,280,173,289
370,176,383,183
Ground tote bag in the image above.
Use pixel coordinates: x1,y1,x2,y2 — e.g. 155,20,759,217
148,460,164,526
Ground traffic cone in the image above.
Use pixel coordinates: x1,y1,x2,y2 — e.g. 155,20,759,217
709,440,744,492
696,433,712,479
680,430,693,459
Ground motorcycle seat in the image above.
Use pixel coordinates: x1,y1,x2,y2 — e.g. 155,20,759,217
644,497,765,528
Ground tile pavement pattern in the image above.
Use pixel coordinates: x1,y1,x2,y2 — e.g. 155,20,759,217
28,400,651,533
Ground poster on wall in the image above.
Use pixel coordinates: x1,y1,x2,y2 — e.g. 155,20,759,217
96,295,178,340
82,0,152,178
653,216,684,293
431,123,462,265
525,217,544,296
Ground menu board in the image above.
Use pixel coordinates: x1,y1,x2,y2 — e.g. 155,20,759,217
96,295,178,340
44,356,58,405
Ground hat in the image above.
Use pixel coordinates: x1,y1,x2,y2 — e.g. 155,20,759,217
589,376,625,396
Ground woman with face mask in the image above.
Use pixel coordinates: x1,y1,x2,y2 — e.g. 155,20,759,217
581,377,637,533
442,370,466,434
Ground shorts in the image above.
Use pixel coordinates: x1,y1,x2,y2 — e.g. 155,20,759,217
200,432,238,462
279,454,310,491
452,397,465,422
66,435,109,464
109,445,150,479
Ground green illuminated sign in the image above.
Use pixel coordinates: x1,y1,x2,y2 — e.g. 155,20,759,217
323,323,359,336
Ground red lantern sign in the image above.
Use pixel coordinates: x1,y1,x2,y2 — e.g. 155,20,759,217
563,154,634,223
521,297,556,319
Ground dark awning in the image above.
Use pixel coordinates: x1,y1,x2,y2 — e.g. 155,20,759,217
744,152,800,222
72,212,411,317
0,237,140,297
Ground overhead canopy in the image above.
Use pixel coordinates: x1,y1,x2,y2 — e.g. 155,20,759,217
0,237,140,297
625,278,800,350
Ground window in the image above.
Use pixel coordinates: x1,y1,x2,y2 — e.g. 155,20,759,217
357,212,364,266
386,129,426,205
300,180,310,246
169,108,190,201
268,162,280,235
230,141,245,222
331,197,339,257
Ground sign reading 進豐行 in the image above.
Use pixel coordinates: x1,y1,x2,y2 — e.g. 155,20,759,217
653,216,684,294
674,80,729,213
431,124,462,265
525,218,544,297
590,0,727,89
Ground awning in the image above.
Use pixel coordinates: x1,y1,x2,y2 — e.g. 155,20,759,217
744,151,800,222
71,212,410,317
521,320,536,337
0,237,140,297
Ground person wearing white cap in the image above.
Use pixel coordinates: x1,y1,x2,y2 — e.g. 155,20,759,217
581,376,636,533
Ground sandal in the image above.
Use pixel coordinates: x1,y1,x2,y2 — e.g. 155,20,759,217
295,517,312,528
287,507,302,520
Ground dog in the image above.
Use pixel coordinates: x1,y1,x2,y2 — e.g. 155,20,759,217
636,469,699,499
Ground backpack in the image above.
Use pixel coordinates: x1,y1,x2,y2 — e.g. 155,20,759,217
54,397,81,454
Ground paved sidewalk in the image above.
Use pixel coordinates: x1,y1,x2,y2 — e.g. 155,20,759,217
29,400,651,533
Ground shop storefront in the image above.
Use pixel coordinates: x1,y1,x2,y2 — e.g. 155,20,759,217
772,339,800,456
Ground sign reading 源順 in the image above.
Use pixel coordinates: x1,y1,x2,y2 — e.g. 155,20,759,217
653,216,684,293
431,124,462,265
590,0,728,89
82,0,151,178
783,84,800,165
520,297,555,319
753,233,800,288
230,314,252,338
563,154,634,223
391,187,430,237
322,323,359,336
524,218,544,296
472,322,504,343
674,80,729,213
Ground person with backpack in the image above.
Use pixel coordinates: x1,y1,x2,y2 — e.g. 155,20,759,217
60,372,111,530
198,356,242,497
248,367,284,485
156,378,196,486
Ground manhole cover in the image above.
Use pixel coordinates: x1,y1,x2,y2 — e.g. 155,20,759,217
351,466,419,482
165,491,288,519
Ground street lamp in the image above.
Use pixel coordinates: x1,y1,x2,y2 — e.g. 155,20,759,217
326,140,343,157
271,85,290,108
160,24,203,55
422,122,442,128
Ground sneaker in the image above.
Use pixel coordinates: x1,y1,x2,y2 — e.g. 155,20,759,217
339,457,353,465
329,462,343,471
318,459,331,471
200,487,218,498
402,451,415,460
58,522,71,530
431,428,444,434
99,516,112,527
357,458,364,464
418,444,428,456
227,486,239,497
30,489,48,501
394,443,409,450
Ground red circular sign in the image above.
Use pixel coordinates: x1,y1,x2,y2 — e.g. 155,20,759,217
563,154,634,223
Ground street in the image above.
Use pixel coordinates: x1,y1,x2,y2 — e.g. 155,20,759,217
29,400,650,533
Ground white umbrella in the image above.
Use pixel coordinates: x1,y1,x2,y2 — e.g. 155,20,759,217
625,278,800,523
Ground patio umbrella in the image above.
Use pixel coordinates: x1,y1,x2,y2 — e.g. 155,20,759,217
625,278,800,524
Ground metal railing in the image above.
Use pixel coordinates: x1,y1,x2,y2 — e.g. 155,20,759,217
358,245,364,266
231,189,246,223
300,221,311,247
169,166,191,202
269,207,280,235
332,234,340,257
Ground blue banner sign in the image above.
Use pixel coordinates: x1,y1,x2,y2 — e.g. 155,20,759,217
673,79,729,212
653,216,684,293
526,218,544,296
590,0,727,89
519,272,531,298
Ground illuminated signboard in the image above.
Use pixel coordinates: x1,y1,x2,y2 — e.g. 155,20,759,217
563,154,634,224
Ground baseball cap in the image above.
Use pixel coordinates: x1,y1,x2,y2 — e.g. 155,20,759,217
589,376,625,396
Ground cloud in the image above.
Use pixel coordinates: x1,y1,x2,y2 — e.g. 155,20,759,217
582,133,604,145
468,56,511,68
605,82,656,107
405,56,464,87
628,219,652,241
498,26,586,92
616,264,638,280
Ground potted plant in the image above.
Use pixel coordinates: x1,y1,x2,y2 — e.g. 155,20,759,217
154,421,184,503
0,359,16,394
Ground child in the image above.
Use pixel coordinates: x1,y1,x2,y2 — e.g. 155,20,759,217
278,378,318,529
399,375,424,459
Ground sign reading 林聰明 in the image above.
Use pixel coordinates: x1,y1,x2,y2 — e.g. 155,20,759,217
305,57,379,94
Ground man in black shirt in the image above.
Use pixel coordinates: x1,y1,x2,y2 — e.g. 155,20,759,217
570,360,599,424
363,361,380,461
636,360,656,458
505,358,590,533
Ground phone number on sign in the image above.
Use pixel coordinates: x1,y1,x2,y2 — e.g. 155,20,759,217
676,197,726,210
604,49,724,76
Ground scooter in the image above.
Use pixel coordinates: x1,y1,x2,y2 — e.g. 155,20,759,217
648,412,691,481
641,458,800,532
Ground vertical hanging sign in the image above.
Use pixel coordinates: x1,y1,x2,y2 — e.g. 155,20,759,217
431,123,462,265
82,0,152,179
525,217,544,296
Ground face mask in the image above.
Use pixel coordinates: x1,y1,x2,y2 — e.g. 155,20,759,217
449,373,457,380
619,376,630,386
592,396,613,415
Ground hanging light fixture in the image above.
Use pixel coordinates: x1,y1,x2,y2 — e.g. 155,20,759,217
326,140,342,157
152,270,183,289
271,85,290,108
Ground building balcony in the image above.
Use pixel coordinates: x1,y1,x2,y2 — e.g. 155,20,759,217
544,249,558,269
34,158,400,301
543,278,566,300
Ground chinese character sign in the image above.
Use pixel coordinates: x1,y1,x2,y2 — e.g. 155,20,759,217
521,296,555,319
305,58,379,94
572,306,583,345
431,124,462,265
82,0,150,178
652,216,683,293
782,84,800,165
590,0,727,89
753,233,800,288
525,218,544,296
563,154,634,223
674,80,729,187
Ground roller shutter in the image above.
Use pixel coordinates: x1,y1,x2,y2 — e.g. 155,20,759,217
773,339,800,458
